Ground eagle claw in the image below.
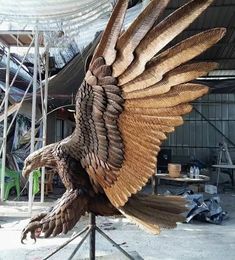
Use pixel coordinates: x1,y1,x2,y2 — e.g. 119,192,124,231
21,222,42,244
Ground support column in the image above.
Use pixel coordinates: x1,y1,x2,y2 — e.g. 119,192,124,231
40,49,49,203
28,27,39,213
89,213,96,260
0,46,10,202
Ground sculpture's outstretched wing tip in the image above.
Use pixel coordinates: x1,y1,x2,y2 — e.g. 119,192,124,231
92,0,128,65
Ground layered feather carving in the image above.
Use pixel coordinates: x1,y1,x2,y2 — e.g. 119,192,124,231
64,56,125,190
91,0,128,65
122,29,225,92
112,0,170,77
63,1,225,208
118,0,216,85
124,62,218,99
120,195,187,233
22,0,226,239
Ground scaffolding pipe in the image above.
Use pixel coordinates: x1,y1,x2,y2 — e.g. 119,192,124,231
0,46,10,202
28,27,39,213
0,78,33,158
0,37,34,113
40,49,49,203
6,80,33,135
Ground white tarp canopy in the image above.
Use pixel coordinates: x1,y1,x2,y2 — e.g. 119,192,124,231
0,0,144,51
0,0,112,18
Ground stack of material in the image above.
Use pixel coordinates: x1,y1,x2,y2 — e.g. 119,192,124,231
168,164,181,178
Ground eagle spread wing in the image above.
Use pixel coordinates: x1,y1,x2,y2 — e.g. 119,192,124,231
62,0,224,207
22,0,225,241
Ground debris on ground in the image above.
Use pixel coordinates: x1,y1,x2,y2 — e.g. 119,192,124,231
164,188,229,225
185,192,229,224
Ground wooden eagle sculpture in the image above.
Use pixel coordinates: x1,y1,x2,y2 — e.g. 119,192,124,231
21,0,225,242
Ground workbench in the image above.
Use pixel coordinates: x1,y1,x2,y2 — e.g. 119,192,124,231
152,173,210,194
212,164,235,187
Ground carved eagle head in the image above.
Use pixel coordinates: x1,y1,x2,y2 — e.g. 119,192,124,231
22,144,57,178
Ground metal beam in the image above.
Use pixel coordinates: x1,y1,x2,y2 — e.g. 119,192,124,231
179,28,235,33
28,35,33,41
196,58,235,63
0,30,57,35
208,69,235,75
0,46,10,201
166,4,235,11
5,80,33,136
40,49,49,203
28,26,39,214
9,34,24,47
0,30,35,35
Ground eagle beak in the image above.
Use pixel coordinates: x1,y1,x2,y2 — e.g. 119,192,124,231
22,165,32,178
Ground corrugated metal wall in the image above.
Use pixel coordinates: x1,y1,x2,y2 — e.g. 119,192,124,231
162,93,235,165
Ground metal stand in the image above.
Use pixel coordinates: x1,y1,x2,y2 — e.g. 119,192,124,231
43,213,135,260
216,142,233,187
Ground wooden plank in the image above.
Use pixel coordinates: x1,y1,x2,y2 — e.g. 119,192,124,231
0,103,21,122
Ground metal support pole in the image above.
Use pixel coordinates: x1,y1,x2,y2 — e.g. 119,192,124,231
43,213,136,260
89,213,96,260
28,26,39,213
95,227,134,260
40,49,49,203
0,46,10,202
68,228,92,260
43,226,90,260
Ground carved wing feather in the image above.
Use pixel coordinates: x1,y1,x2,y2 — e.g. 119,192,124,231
124,62,218,99
112,0,170,77
91,0,128,65
62,0,226,208
117,0,215,85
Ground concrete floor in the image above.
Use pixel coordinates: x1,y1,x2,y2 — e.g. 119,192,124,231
0,192,235,260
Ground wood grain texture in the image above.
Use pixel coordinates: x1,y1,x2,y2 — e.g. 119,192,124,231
120,194,187,233
125,83,209,109
22,0,226,239
125,104,193,117
122,29,225,92
118,0,215,85
62,57,125,190
124,62,218,99
91,0,128,66
112,0,170,77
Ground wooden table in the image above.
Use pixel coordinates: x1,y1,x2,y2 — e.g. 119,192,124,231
151,174,210,194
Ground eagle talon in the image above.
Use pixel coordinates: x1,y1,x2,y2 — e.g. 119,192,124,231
21,229,27,244
21,222,42,244
30,231,37,243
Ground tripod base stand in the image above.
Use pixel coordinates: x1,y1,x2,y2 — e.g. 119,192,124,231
43,213,136,260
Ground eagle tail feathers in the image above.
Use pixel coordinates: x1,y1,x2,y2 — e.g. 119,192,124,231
119,194,187,234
